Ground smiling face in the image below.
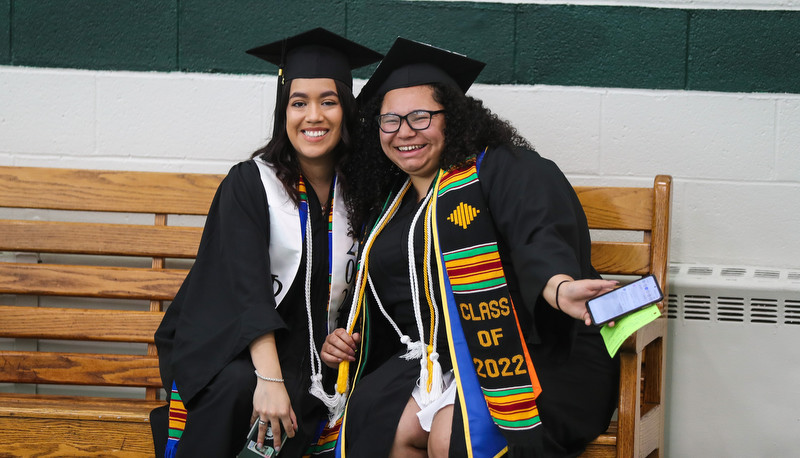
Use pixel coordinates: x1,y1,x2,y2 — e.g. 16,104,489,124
379,85,446,192
285,78,343,165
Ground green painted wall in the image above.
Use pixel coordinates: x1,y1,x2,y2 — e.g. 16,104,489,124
689,10,800,93
13,1,177,71
4,1,799,94
517,5,688,90
1,0,9,63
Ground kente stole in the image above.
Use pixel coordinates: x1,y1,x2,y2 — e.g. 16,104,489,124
432,151,543,456
165,381,185,457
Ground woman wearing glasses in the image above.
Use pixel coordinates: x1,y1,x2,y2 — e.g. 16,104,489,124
322,38,619,457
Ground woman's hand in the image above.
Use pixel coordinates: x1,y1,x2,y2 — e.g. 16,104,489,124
545,275,618,326
249,332,296,451
250,379,297,452
321,328,361,368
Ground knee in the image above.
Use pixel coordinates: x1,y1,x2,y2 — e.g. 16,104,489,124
391,398,428,454
394,412,427,449
427,431,450,458
427,406,453,458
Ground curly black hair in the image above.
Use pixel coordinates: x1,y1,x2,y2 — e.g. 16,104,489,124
341,83,532,236
251,79,358,207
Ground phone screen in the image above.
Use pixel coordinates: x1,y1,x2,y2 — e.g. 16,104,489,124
586,275,663,325
238,421,288,458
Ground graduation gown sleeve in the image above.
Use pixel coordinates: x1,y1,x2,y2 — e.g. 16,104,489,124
155,160,287,404
473,147,616,456
478,146,599,349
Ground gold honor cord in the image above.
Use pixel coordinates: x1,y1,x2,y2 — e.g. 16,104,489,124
422,190,438,393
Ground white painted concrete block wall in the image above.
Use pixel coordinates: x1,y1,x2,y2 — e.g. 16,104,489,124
1,67,271,173
2,66,799,269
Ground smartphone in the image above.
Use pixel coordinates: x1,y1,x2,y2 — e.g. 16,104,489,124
586,274,664,325
237,421,288,458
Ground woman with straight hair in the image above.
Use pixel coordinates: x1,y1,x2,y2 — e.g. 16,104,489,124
151,28,381,457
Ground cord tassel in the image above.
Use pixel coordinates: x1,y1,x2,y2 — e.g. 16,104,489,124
400,335,426,361
428,351,444,402
309,374,347,426
417,357,432,406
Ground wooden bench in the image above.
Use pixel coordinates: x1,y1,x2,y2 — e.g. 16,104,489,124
0,165,670,457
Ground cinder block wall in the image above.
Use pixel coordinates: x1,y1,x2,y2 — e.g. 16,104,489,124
3,0,798,268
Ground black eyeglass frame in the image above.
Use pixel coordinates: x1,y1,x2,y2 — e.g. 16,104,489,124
376,110,446,133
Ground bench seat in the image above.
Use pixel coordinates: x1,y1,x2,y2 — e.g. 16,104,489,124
0,393,163,456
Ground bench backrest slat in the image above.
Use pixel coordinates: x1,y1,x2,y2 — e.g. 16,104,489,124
0,306,162,343
576,186,654,231
0,351,161,387
0,166,223,215
0,220,203,258
0,263,187,300
590,241,651,276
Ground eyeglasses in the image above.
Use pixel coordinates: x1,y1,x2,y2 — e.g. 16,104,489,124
376,110,446,133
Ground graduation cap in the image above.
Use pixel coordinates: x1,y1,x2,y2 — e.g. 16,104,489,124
357,37,486,103
246,27,383,89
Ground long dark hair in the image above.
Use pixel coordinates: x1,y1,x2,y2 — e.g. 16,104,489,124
342,83,531,236
251,79,358,205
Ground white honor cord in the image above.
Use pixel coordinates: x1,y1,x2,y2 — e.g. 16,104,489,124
406,187,444,405
406,188,434,357
367,274,425,361
303,209,346,424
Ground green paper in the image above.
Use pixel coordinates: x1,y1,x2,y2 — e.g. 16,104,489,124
600,305,662,357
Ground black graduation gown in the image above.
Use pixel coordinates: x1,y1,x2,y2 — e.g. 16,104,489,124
152,160,334,457
343,146,618,457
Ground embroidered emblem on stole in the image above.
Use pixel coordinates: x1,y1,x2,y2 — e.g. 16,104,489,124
447,202,480,229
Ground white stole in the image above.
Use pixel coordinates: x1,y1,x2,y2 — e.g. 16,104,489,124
253,158,356,332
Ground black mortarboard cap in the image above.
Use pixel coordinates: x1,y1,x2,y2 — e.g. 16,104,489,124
246,27,383,89
357,37,485,102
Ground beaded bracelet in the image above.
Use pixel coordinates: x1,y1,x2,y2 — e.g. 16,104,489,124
555,279,571,312
254,369,284,383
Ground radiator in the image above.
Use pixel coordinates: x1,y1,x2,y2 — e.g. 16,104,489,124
665,263,800,457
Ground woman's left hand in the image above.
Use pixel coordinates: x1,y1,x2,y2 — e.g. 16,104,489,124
250,379,297,451
547,276,618,326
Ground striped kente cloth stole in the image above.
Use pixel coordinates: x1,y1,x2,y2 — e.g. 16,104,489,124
432,150,544,456
165,381,186,457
